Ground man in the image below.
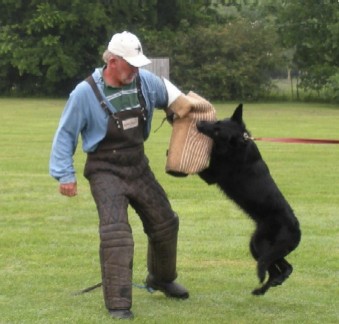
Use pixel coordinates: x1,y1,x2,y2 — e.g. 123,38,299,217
50,31,189,320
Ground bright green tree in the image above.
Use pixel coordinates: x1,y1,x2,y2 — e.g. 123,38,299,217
276,0,339,95
175,20,282,100
0,0,214,96
0,1,111,95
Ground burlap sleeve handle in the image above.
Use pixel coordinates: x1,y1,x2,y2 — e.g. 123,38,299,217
167,94,192,118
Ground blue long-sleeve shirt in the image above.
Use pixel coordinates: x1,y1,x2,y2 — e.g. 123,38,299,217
49,68,171,184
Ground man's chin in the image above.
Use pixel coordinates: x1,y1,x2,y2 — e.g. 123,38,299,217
124,74,137,84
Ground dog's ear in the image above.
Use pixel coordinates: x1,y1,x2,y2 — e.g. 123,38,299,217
231,104,243,124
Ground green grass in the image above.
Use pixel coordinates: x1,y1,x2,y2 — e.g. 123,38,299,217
0,99,338,323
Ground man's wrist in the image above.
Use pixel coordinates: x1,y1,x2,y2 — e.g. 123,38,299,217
59,175,76,184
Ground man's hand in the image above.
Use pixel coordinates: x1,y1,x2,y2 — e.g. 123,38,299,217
59,182,77,197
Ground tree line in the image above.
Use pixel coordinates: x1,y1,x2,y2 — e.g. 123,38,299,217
0,0,338,102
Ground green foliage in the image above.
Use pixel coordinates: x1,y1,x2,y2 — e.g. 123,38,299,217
0,0,338,101
0,1,111,95
144,18,282,101
1,99,339,323
0,0,216,96
326,72,339,102
275,0,339,94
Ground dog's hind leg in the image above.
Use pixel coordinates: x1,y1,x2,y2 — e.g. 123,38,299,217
256,259,268,283
249,238,259,261
252,259,293,296
260,247,293,286
252,263,281,295
250,230,274,283
273,258,293,285
254,236,293,282
249,234,268,283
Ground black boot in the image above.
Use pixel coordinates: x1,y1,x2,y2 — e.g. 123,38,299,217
109,309,134,320
146,274,189,299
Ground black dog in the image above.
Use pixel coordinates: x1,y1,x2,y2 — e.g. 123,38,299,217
197,104,301,295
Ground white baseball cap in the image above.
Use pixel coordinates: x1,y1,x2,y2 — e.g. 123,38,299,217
108,31,151,68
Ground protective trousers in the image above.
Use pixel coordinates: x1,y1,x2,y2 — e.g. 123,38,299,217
84,108,179,310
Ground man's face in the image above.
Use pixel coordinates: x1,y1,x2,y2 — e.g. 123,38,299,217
113,57,138,86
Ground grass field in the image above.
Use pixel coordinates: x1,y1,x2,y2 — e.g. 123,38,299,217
0,99,338,323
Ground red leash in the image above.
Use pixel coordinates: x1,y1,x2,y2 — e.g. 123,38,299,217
254,137,339,144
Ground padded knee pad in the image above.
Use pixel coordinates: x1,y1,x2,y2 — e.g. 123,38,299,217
147,214,179,283
147,213,179,242
99,223,134,310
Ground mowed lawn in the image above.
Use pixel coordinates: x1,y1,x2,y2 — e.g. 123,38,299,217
0,98,338,323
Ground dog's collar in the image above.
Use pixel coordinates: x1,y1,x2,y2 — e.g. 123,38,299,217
243,132,254,141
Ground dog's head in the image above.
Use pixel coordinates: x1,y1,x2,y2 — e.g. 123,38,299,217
197,104,251,153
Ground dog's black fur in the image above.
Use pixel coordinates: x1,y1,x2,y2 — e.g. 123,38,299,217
197,104,301,295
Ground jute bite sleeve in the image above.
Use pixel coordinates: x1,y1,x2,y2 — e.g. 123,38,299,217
165,92,216,176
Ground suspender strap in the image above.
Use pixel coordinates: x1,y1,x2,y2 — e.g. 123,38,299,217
136,73,146,110
85,75,113,117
